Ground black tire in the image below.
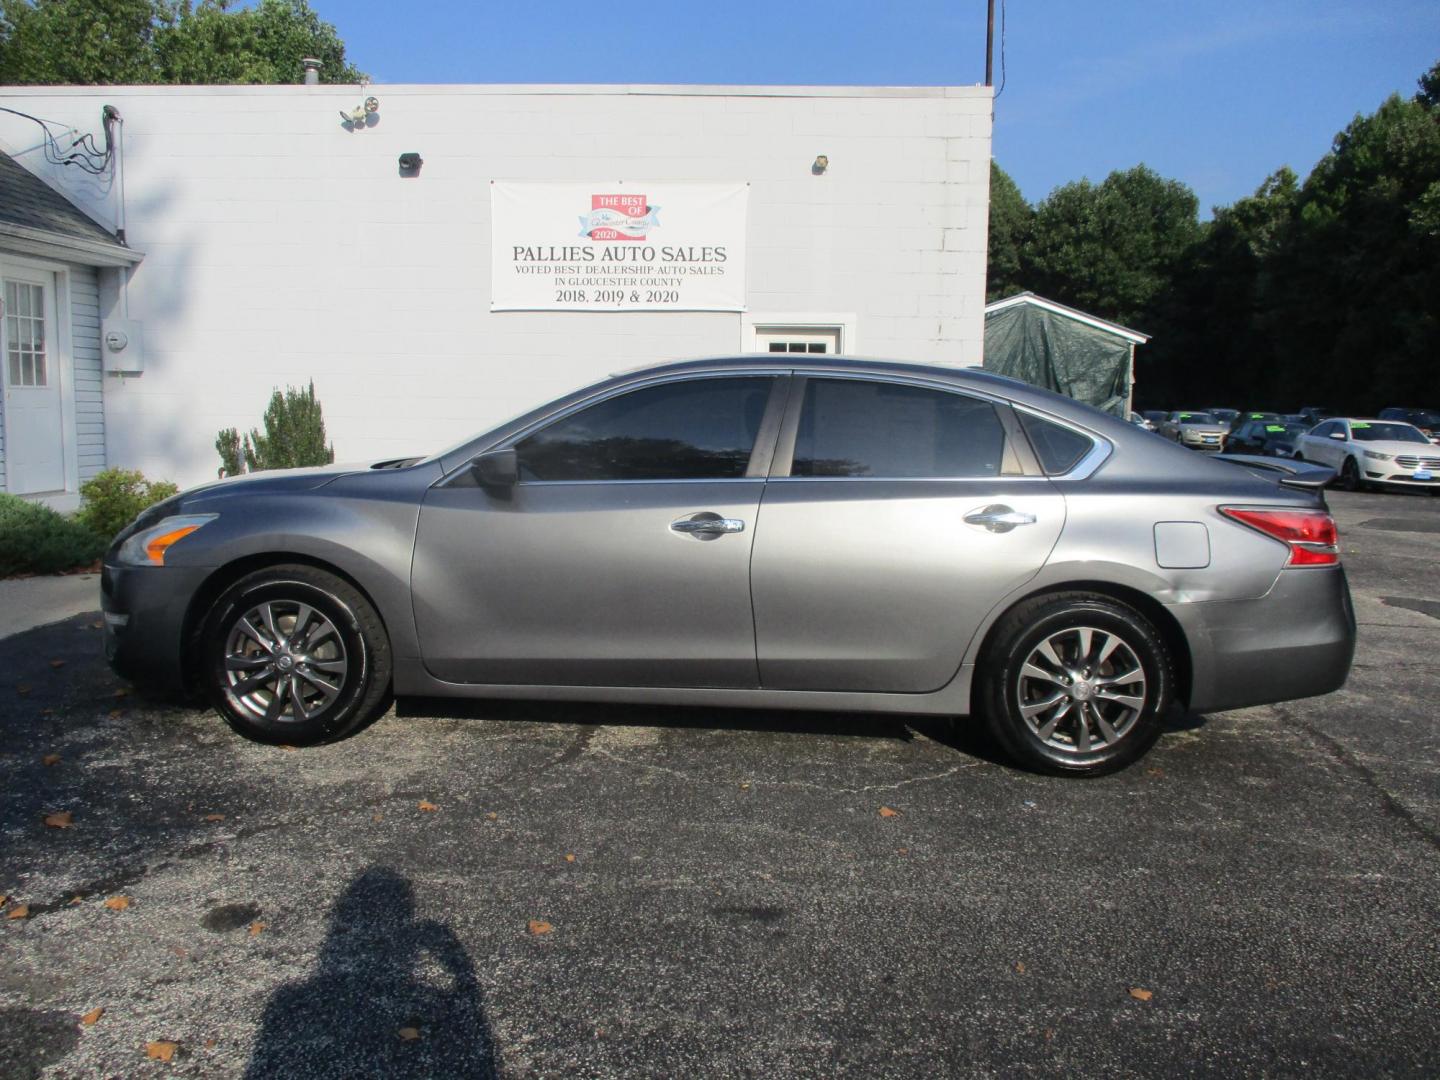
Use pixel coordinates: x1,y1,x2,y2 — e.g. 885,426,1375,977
1338,456,1362,492
202,564,391,745
978,592,1173,776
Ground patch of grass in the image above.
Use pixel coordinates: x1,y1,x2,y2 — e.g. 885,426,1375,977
0,493,107,578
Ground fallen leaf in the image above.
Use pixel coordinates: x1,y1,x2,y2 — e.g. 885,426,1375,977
1145,767,1165,778
69,896,83,905
17,684,31,695
278,744,297,751
91,621,104,630
1129,987,1153,1002
39,708,54,716
42,754,61,766
145,1041,178,1062
202,813,224,822
485,812,498,821
204,1038,216,1049
43,810,74,828
372,814,382,823
878,806,900,818
1014,961,1026,974
528,919,553,936
564,854,576,863
397,1026,420,1042
80,1007,104,1026
6,905,29,920
0,895,5,905
107,710,122,720
170,947,188,959
103,896,130,911
739,782,751,790
897,847,909,855
248,922,265,936
113,688,130,698
1043,1027,1056,1042
49,659,66,669
417,800,438,812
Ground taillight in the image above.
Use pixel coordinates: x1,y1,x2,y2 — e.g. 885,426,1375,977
1219,507,1339,566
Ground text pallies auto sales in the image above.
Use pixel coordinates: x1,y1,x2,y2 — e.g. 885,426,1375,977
511,245,728,263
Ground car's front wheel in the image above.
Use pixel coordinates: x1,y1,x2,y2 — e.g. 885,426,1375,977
202,565,392,745
978,592,1173,776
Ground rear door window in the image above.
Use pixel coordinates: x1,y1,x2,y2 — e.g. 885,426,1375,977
789,379,1008,478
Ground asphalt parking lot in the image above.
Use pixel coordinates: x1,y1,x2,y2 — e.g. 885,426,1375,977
2,488,1437,1078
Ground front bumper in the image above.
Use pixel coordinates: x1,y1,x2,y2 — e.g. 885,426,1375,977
101,562,212,694
1171,565,1356,714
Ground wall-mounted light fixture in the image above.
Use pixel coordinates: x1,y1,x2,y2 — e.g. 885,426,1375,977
812,154,829,174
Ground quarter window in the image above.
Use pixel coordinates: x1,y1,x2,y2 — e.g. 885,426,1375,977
1017,412,1094,475
790,379,1007,478
516,377,773,482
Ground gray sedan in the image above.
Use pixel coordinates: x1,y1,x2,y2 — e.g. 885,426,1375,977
101,358,1355,775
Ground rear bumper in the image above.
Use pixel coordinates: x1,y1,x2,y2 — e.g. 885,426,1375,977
1171,566,1356,714
101,562,211,694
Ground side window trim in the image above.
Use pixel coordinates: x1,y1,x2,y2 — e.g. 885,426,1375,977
768,373,1045,481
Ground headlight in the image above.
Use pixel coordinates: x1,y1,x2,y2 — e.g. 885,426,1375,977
115,514,218,566
1363,450,1392,461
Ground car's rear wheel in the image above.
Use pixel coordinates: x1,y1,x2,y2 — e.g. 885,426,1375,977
202,565,391,745
979,593,1172,776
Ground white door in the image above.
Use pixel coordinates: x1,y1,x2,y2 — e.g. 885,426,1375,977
2,269,66,495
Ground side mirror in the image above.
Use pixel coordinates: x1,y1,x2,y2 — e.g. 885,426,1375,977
471,449,519,487
1329,432,1346,440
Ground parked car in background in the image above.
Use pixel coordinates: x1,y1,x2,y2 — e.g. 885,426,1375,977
1128,411,1157,432
1232,411,1282,431
1205,408,1240,427
1141,410,1169,427
1295,418,1440,490
1159,411,1229,452
1377,407,1440,442
100,357,1356,777
1231,420,1310,458
1299,406,1334,425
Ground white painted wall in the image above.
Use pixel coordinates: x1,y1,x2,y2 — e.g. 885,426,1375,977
0,84,992,488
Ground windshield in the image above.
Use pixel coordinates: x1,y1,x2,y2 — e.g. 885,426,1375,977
1350,422,1430,444
1175,412,1217,424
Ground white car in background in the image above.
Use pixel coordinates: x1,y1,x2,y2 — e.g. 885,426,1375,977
1295,418,1440,491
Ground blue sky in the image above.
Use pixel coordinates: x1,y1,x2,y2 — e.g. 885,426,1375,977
329,0,1438,213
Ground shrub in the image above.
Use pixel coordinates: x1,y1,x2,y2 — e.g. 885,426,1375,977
0,493,107,578
216,380,335,475
78,468,181,544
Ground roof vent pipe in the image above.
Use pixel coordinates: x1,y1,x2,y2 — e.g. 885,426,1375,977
301,58,322,85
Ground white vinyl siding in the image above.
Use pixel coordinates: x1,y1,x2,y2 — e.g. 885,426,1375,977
70,264,105,483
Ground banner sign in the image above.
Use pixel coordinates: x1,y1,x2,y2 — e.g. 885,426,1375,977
491,181,748,312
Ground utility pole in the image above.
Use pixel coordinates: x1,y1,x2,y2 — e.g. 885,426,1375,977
985,0,995,86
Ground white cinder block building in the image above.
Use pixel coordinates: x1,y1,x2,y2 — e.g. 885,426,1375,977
0,82,993,500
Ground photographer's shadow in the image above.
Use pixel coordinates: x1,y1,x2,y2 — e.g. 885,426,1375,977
245,866,499,1079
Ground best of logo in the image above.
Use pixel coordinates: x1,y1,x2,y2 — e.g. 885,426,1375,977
579,193,661,241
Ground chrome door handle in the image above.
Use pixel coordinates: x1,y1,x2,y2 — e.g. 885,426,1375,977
963,505,1036,533
671,515,745,535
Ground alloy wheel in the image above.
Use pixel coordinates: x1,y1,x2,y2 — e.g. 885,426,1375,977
1014,626,1148,756
221,599,349,724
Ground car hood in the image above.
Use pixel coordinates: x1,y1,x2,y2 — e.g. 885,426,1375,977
180,461,394,502
1177,424,1228,434
1353,441,1440,456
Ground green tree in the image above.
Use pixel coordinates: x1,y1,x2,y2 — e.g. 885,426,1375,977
238,380,335,472
1023,165,1202,330
986,161,1033,301
0,0,159,84
0,0,363,84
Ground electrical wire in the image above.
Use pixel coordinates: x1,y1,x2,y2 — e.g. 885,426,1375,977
994,0,1008,100
0,106,113,176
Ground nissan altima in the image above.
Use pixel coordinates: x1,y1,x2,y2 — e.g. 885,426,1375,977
102,357,1356,775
